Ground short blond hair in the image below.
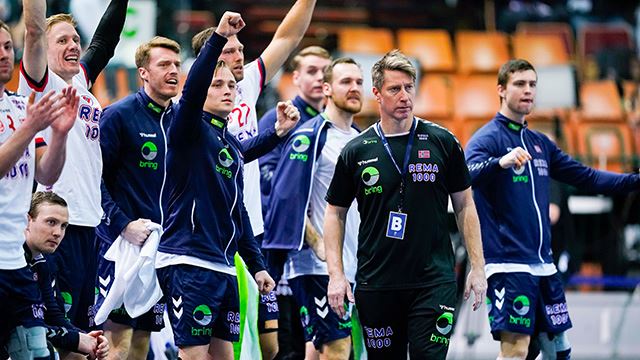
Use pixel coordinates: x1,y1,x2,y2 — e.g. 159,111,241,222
135,36,181,68
371,50,416,90
45,14,77,33
0,20,10,34
290,46,331,71
192,27,216,57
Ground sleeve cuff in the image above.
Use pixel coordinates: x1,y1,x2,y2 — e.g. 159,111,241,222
111,212,132,237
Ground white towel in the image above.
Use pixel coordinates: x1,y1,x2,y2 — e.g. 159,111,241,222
94,222,164,325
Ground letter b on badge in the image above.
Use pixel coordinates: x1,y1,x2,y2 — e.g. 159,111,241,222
386,211,407,240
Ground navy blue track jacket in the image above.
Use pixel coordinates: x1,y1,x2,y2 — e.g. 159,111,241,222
465,113,640,266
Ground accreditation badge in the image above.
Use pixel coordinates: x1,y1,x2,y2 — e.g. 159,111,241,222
386,211,407,240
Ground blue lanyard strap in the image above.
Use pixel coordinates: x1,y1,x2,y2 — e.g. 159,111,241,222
376,118,416,211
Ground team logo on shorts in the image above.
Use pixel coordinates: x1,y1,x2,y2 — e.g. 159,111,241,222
435,312,453,335
193,304,213,326
509,295,532,328
430,311,454,345
513,295,530,316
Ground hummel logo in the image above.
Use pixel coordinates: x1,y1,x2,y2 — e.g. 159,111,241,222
172,296,183,319
314,296,329,318
98,275,111,287
495,288,505,310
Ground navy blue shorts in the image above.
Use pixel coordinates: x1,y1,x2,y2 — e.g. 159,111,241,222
288,275,352,349
50,224,98,330
258,290,279,333
0,267,46,341
355,282,457,360
156,264,240,347
95,240,166,332
486,272,572,340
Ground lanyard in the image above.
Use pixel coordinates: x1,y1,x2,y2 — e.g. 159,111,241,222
376,119,416,212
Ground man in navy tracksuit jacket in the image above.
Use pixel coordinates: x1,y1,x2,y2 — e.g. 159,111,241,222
98,20,291,359
153,13,298,358
466,59,640,360
259,95,322,215
257,46,332,217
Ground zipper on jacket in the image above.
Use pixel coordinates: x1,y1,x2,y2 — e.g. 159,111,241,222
223,145,240,266
158,109,169,226
519,129,545,262
191,200,196,232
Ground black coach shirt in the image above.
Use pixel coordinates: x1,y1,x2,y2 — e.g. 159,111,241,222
326,119,471,290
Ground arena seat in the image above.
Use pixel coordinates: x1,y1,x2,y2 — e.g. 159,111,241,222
455,31,510,74
512,33,570,66
413,74,453,122
337,27,394,55
578,80,625,123
575,121,635,172
515,22,574,58
397,29,455,73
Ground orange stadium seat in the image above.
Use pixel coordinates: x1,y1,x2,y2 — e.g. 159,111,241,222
458,119,492,148
91,72,111,106
455,31,510,74
512,34,570,67
115,68,132,101
397,29,455,73
515,22,574,58
452,74,498,123
578,80,625,122
337,27,394,55
575,121,635,172
413,74,453,121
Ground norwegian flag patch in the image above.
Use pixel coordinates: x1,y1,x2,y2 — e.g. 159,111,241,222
418,150,430,158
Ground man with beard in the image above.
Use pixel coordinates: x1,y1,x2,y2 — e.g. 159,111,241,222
465,59,640,360
263,58,364,359
95,36,181,360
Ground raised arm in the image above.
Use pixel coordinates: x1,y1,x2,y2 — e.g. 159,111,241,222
168,12,242,145
450,188,487,311
22,0,47,83
35,87,79,185
260,0,316,83
324,203,353,318
81,0,129,83
240,100,300,162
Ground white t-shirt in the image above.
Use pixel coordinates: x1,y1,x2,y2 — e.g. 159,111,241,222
18,65,103,226
0,91,32,269
227,59,265,236
285,125,360,283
